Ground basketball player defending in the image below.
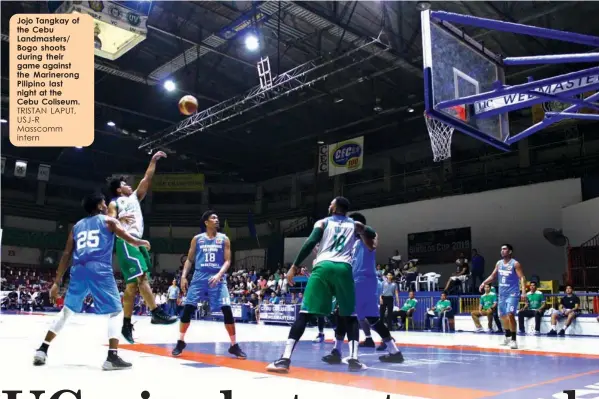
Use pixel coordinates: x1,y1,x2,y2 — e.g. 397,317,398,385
108,151,177,343
33,193,151,369
322,212,404,364
267,197,374,373
479,244,526,349
171,211,246,359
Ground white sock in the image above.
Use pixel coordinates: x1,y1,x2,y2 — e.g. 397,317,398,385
179,332,186,341
385,338,399,354
348,340,358,360
283,339,296,359
230,334,236,345
365,334,372,339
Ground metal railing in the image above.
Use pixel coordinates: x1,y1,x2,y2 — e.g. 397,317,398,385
569,233,599,291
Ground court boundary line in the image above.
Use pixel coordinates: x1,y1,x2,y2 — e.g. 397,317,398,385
122,343,495,399
324,339,599,359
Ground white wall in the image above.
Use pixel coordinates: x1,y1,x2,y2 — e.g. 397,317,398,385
562,197,599,246
4,216,56,232
284,237,316,267
155,254,185,273
358,179,582,283
1,246,42,265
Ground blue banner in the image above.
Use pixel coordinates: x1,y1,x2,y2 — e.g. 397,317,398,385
218,7,269,40
259,304,299,323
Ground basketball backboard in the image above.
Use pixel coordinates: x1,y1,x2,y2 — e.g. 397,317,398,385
421,9,599,160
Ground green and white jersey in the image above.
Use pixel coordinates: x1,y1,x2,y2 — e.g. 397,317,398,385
436,299,451,313
526,290,545,310
114,192,144,238
401,298,418,311
314,215,356,265
480,292,497,310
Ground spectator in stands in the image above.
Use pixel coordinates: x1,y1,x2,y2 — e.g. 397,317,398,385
444,254,469,293
548,285,581,336
425,292,452,331
297,292,303,303
395,290,418,329
269,292,280,304
167,279,180,316
380,273,400,330
518,281,546,335
389,250,402,269
470,249,485,292
471,283,500,333
400,259,419,290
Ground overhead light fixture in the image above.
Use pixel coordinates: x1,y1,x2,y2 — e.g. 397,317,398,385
416,1,431,11
373,105,383,112
0,118,7,123
164,80,176,92
75,146,82,149
334,97,344,104
317,140,325,145
244,34,259,51
107,121,116,127
138,129,147,133
407,107,415,113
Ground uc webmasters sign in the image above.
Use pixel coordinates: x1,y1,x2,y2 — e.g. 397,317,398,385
328,136,364,177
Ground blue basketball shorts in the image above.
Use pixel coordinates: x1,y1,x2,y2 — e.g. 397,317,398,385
498,295,520,317
354,277,379,319
184,274,231,312
64,262,122,315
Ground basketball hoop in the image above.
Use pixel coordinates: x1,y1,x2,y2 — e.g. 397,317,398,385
424,112,454,162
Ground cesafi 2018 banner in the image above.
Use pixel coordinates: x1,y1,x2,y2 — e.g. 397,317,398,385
328,136,364,177
134,173,205,192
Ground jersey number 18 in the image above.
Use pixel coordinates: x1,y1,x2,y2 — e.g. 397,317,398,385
204,252,216,263
329,234,347,253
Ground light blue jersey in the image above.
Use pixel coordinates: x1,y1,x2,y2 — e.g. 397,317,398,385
351,239,376,279
498,258,520,297
194,232,227,276
72,215,114,266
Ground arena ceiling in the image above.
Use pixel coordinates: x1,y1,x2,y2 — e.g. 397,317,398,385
1,1,598,183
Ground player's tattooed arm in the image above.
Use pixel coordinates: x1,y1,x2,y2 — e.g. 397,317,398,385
54,228,75,286
210,237,231,287
180,236,198,292
105,217,151,250
135,151,167,200
514,261,526,300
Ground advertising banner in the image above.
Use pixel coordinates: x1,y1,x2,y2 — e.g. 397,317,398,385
328,136,364,177
408,227,471,265
259,304,299,323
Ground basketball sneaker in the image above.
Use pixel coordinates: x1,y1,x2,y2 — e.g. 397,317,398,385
359,337,375,348
33,350,47,366
266,358,290,373
121,322,135,344
172,340,186,357
558,328,566,336
322,349,342,364
509,340,518,349
228,344,247,359
150,307,178,325
500,336,510,346
379,352,405,363
102,355,132,371
347,358,365,372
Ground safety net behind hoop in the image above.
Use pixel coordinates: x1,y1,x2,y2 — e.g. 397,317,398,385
424,106,466,162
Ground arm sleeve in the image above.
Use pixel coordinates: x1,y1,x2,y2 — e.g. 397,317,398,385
293,227,324,266
364,226,376,239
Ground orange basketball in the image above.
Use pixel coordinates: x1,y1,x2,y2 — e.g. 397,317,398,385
178,95,198,116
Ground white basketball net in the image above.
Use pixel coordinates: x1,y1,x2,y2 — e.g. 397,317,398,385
425,112,454,162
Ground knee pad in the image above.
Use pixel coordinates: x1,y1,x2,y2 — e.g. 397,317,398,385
180,304,196,323
221,306,234,324
49,306,74,334
107,311,123,340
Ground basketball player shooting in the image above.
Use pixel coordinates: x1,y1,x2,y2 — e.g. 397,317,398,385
171,211,246,359
107,151,177,344
479,244,526,349
33,193,151,370
266,197,375,373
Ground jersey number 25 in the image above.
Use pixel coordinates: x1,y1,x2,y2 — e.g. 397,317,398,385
76,230,100,250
